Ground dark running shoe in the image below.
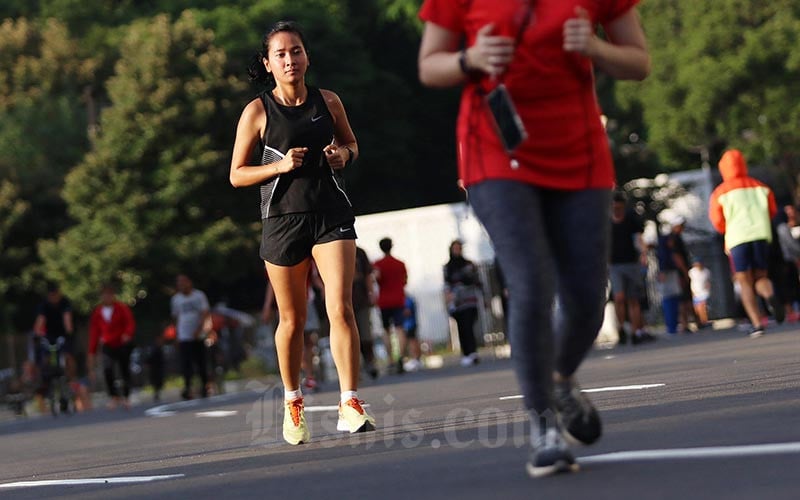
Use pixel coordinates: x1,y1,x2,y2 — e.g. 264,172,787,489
526,416,578,478
631,331,657,345
748,325,764,338
554,377,602,446
617,327,628,346
767,296,785,324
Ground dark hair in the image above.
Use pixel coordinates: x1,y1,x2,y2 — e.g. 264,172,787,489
46,282,60,294
379,238,393,253
449,239,463,256
247,20,309,87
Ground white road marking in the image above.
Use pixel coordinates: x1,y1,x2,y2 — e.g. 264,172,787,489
498,384,665,400
305,404,371,413
145,391,247,418
145,400,198,417
196,410,238,418
0,474,185,489
582,383,666,393
305,405,340,412
579,442,800,464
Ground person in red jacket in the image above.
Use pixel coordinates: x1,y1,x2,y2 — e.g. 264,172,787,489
88,284,136,409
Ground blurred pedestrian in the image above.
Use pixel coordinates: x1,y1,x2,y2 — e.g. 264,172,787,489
353,246,379,379
656,217,688,335
418,0,649,477
229,20,375,445
609,190,654,344
88,284,136,409
373,237,409,374
443,240,482,366
32,282,76,413
688,259,712,329
668,216,697,331
70,351,93,412
147,331,166,403
171,274,210,399
775,204,800,321
709,149,783,337
402,293,423,372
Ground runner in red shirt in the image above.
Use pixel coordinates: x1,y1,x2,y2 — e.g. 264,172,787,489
372,238,408,374
88,284,136,409
419,0,650,477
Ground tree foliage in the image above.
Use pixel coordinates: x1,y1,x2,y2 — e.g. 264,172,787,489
38,12,248,314
618,0,800,183
0,180,29,331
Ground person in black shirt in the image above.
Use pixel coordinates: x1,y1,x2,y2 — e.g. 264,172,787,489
609,191,654,344
33,282,74,347
229,21,375,445
32,282,75,413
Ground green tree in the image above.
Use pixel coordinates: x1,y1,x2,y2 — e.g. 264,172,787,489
39,12,249,314
618,0,800,186
0,17,96,329
0,180,29,334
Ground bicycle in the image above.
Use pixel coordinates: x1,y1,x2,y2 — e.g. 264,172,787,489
37,337,74,417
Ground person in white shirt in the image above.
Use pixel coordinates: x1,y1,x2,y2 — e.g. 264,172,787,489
688,260,712,328
171,274,210,399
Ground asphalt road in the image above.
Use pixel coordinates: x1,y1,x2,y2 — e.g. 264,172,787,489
2,324,799,500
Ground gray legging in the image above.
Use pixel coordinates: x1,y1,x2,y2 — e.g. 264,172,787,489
468,180,611,414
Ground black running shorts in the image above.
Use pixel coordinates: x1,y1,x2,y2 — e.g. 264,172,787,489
260,213,357,266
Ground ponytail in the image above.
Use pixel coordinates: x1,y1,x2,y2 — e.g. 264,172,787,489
247,50,272,86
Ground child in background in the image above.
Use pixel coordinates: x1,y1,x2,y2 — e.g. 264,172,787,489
689,259,712,329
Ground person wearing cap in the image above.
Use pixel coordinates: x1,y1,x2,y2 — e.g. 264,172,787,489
656,215,689,335
667,215,697,332
709,149,784,337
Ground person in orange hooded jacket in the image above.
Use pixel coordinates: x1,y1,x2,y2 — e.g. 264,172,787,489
88,284,136,409
708,149,783,337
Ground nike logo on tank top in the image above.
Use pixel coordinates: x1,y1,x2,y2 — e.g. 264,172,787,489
259,86,352,219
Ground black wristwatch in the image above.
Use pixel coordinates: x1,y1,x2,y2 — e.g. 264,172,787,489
343,145,355,167
458,48,471,74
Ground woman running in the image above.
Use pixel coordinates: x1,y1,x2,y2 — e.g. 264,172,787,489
230,21,375,445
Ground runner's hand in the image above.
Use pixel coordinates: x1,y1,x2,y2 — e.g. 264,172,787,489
323,144,347,169
278,147,307,173
467,24,515,77
563,7,597,56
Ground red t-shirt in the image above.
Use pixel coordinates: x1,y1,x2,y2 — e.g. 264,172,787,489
373,255,407,309
419,0,639,189
88,302,136,354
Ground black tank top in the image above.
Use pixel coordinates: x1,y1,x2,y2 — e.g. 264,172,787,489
258,86,352,219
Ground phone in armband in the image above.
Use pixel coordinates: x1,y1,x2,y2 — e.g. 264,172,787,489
485,84,528,153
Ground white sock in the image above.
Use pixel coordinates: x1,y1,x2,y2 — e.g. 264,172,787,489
340,390,358,403
285,388,302,401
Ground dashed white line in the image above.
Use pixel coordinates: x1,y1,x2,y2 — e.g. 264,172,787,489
0,474,185,489
579,442,800,464
583,383,666,393
305,404,371,413
196,410,238,418
145,391,247,418
498,384,666,400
